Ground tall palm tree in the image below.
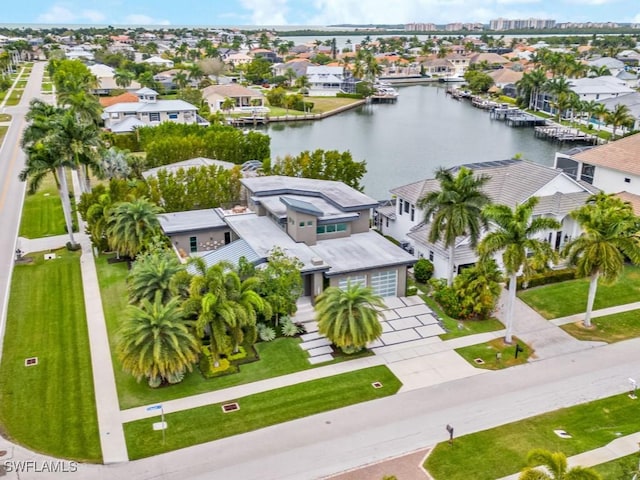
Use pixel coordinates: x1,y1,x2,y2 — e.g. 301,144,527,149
550,92,576,123
479,197,560,343
223,272,269,353
417,167,491,286
173,71,188,90
592,103,608,131
58,90,102,125
562,194,640,328
517,69,547,111
580,100,599,126
315,283,385,353
519,449,602,480
588,65,611,78
114,69,135,89
117,293,199,387
128,250,183,304
106,198,163,259
605,103,635,139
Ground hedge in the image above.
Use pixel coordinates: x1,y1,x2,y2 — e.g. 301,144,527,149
517,268,577,290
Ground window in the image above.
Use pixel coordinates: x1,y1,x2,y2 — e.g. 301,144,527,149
581,164,595,185
398,199,403,215
318,223,347,234
149,112,160,122
168,112,178,119
429,250,434,262
307,220,313,226
224,232,231,244
336,223,347,232
385,217,389,228
326,224,336,233
316,225,325,234
404,201,410,214
299,221,305,228
411,206,415,222
189,236,197,253
338,275,366,290
370,270,397,297
625,178,631,183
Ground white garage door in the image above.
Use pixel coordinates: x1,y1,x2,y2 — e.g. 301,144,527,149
370,270,397,297
338,275,366,290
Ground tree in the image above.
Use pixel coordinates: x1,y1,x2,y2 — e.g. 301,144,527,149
417,167,491,286
106,198,163,258
589,65,611,77
605,103,635,139
97,147,131,180
221,96,236,120
519,449,602,480
173,71,188,89
550,92,577,123
117,293,199,387
453,259,503,320
592,103,608,131
315,283,385,353
464,70,494,93
516,69,547,111
114,69,135,89
198,57,226,83
562,194,640,328
479,197,560,343
128,249,183,304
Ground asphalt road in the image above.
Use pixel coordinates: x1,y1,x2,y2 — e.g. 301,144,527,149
0,62,45,358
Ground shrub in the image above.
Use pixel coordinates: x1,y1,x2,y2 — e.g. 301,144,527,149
406,285,418,296
433,285,464,319
257,323,276,342
281,317,301,337
414,258,434,283
227,346,247,361
517,268,577,290
66,241,81,251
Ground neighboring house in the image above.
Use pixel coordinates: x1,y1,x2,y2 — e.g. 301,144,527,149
226,52,252,66
555,133,640,195
469,52,509,67
569,76,634,101
445,54,471,77
588,57,625,77
305,65,356,96
65,46,94,61
617,50,640,67
596,92,640,131
616,70,639,89
143,56,174,68
377,159,598,280
159,176,416,298
250,48,280,63
142,157,238,180
102,87,208,133
421,58,455,77
272,59,312,79
488,68,523,88
201,84,266,113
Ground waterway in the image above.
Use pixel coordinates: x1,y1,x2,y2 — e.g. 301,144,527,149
263,84,562,200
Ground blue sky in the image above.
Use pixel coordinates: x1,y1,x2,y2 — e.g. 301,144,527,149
4,0,640,26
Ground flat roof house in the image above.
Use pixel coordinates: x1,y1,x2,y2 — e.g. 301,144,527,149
377,159,598,281
159,176,416,298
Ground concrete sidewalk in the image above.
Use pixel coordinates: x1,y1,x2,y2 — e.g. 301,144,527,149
497,431,640,479
552,301,640,326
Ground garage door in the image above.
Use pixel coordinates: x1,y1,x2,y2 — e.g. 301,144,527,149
338,275,366,290
370,270,397,297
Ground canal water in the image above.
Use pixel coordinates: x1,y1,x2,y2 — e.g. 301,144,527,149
264,84,562,200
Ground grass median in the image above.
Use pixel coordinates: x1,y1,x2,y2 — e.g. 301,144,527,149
561,309,640,343
425,393,639,480
0,249,101,462
124,365,401,459
19,173,69,238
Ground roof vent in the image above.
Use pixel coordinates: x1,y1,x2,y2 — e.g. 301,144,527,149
310,257,324,266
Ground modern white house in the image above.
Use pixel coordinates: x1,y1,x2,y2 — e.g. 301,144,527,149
102,87,208,133
158,176,416,298
376,159,598,280
305,66,356,96
201,84,266,113
554,133,640,208
143,56,174,68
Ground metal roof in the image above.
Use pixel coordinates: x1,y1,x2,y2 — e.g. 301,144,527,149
188,239,261,272
158,209,227,234
280,196,323,216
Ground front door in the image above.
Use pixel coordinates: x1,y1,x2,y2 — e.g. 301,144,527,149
555,231,562,250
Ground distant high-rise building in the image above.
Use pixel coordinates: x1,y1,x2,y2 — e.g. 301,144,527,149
489,18,555,30
405,23,437,32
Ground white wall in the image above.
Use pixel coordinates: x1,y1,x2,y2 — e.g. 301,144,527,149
531,174,585,197
593,166,640,195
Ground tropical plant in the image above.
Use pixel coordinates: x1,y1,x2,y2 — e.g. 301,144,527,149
605,103,635,139
562,193,640,328
128,249,183,304
114,69,135,89
315,283,385,353
417,167,491,286
116,293,199,387
105,198,163,258
97,147,132,180
478,197,560,343
592,103,608,131
519,448,602,480
413,258,434,283
453,258,503,320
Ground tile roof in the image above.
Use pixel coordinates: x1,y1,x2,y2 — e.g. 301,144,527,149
571,133,640,176
202,84,264,98
99,92,139,107
615,191,640,215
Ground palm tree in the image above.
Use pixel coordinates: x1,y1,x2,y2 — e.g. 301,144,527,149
315,283,385,353
58,90,102,125
128,250,183,304
223,272,269,353
117,293,199,387
417,167,491,286
589,65,611,77
285,67,296,86
479,197,560,343
605,103,635,139
562,194,640,328
517,69,546,111
188,64,204,83
114,69,135,89
550,92,576,123
592,103,608,131
106,198,163,259
173,71,188,90
581,100,599,126
221,96,235,121
519,449,602,480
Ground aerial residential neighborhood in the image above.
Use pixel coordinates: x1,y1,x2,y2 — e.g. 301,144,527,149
1,2,640,479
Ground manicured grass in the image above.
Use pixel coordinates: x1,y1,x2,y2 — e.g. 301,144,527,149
561,309,640,343
0,126,7,145
19,173,69,238
0,113,11,122
308,96,362,112
455,337,532,369
5,89,23,106
416,285,504,340
42,83,53,92
16,80,27,88
518,266,640,319
425,393,639,480
268,106,312,116
96,255,364,409
124,365,401,459
0,249,101,461
0,91,6,101
592,452,640,478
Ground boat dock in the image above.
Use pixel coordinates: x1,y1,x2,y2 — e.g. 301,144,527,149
534,126,601,144
489,106,548,127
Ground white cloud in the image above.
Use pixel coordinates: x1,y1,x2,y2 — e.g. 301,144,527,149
238,0,289,25
122,14,170,25
562,0,618,4
36,4,107,24
496,0,540,5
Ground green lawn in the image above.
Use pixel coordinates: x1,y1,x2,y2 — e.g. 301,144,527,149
16,80,27,88
42,83,53,92
268,97,361,117
425,393,639,480
124,365,401,459
0,249,101,462
5,89,23,106
455,337,533,369
0,113,11,122
19,173,69,238
0,126,7,145
518,266,640,319
561,309,640,343
592,452,640,478
96,255,365,409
